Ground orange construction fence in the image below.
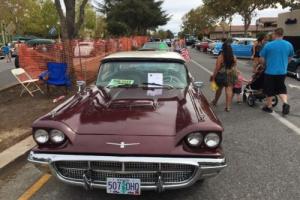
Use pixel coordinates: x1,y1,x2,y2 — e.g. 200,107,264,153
18,36,148,83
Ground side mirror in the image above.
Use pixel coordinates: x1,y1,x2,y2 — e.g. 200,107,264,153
76,80,86,94
194,81,204,93
194,81,204,88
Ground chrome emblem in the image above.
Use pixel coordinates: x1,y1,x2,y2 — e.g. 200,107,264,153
106,142,140,149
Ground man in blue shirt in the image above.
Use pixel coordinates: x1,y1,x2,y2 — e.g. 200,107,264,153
2,43,11,63
260,28,294,115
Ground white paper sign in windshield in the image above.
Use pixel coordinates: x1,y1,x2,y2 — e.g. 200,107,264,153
147,73,163,87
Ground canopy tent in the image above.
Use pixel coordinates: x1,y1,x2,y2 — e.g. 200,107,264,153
25,39,55,46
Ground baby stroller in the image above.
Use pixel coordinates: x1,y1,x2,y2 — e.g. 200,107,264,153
243,65,278,107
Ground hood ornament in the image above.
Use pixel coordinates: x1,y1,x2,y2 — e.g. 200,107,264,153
106,142,140,149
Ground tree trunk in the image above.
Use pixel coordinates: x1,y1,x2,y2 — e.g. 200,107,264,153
54,0,88,83
243,14,252,37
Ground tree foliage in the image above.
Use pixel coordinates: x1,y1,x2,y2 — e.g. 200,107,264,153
203,0,282,35
94,15,108,38
279,0,300,10
96,0,170,36
151,29,174,39
78,4,98,38
0,0,59,37
181,6,217,36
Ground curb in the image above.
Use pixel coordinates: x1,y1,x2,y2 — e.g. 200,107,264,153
0,136,35,171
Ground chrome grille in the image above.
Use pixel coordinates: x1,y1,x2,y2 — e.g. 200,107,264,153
54,161,197,185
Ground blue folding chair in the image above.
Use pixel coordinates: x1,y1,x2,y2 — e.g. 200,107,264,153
39,62,71,93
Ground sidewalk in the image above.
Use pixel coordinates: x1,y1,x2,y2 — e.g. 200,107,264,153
0,136,35,171
0,58,18,91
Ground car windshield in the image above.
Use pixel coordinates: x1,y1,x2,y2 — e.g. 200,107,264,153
96,61,188,89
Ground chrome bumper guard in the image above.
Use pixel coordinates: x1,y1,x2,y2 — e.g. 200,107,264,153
28,151,226,191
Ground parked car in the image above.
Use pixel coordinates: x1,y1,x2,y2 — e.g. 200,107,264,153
140,42,169,51
28,51,226,195
287,51,300,81
163,39,172,47
208,40,219,54
213,38,256,58
74,41,95,57
185,35,197,46
195,39,214,52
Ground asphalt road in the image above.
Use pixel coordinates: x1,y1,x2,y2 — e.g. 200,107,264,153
0,58,18,91
1,49,300,200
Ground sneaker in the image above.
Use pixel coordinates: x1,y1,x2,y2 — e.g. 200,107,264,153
282,103,290,115
262,106,273,113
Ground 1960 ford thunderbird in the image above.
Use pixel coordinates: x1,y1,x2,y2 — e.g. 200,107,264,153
28,51,226,195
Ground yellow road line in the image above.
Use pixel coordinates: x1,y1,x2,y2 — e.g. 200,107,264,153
18,174,51,200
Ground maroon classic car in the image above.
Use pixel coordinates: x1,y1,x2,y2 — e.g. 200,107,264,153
28,51,226,195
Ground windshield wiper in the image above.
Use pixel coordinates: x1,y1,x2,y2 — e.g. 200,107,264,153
105,84,139,89
141,82,174,89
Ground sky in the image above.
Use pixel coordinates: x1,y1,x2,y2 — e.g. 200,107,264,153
160,0,290,33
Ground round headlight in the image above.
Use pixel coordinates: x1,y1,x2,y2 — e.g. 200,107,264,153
186,132,203,147
34,129,49,144
50,129,65,143
204,133,220,148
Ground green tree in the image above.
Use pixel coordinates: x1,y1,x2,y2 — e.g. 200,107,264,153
166,30,174,39
79,4,97,38
203,0,282,36
94,15,108,38
0,0,59,38
181,6,217,37
96,0,170,36
24,0,59,37
279,0,300,10
202,0,235,37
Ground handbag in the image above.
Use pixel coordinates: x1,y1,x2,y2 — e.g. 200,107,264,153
210,81,219,91
215,68,227,86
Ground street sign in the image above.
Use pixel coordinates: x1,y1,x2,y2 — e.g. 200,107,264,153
49,27,57,36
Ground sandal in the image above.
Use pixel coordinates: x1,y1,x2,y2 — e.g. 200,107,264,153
224,107,231,112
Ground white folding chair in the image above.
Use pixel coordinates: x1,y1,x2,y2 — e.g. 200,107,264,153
11,68,44,97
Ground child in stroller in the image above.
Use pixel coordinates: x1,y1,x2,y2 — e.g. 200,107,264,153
243,64,278,107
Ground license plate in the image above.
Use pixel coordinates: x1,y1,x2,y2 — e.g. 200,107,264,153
106,178,141,195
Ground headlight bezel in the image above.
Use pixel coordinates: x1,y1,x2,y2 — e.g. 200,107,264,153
33,128,66,146
185,132,203,147
204,133,221,149
33,129,49,144
49,129,66,144
185,132,222,149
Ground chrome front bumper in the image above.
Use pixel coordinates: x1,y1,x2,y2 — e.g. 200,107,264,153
28,151,226,191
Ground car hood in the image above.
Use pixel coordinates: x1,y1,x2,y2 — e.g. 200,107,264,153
38,86,222,137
